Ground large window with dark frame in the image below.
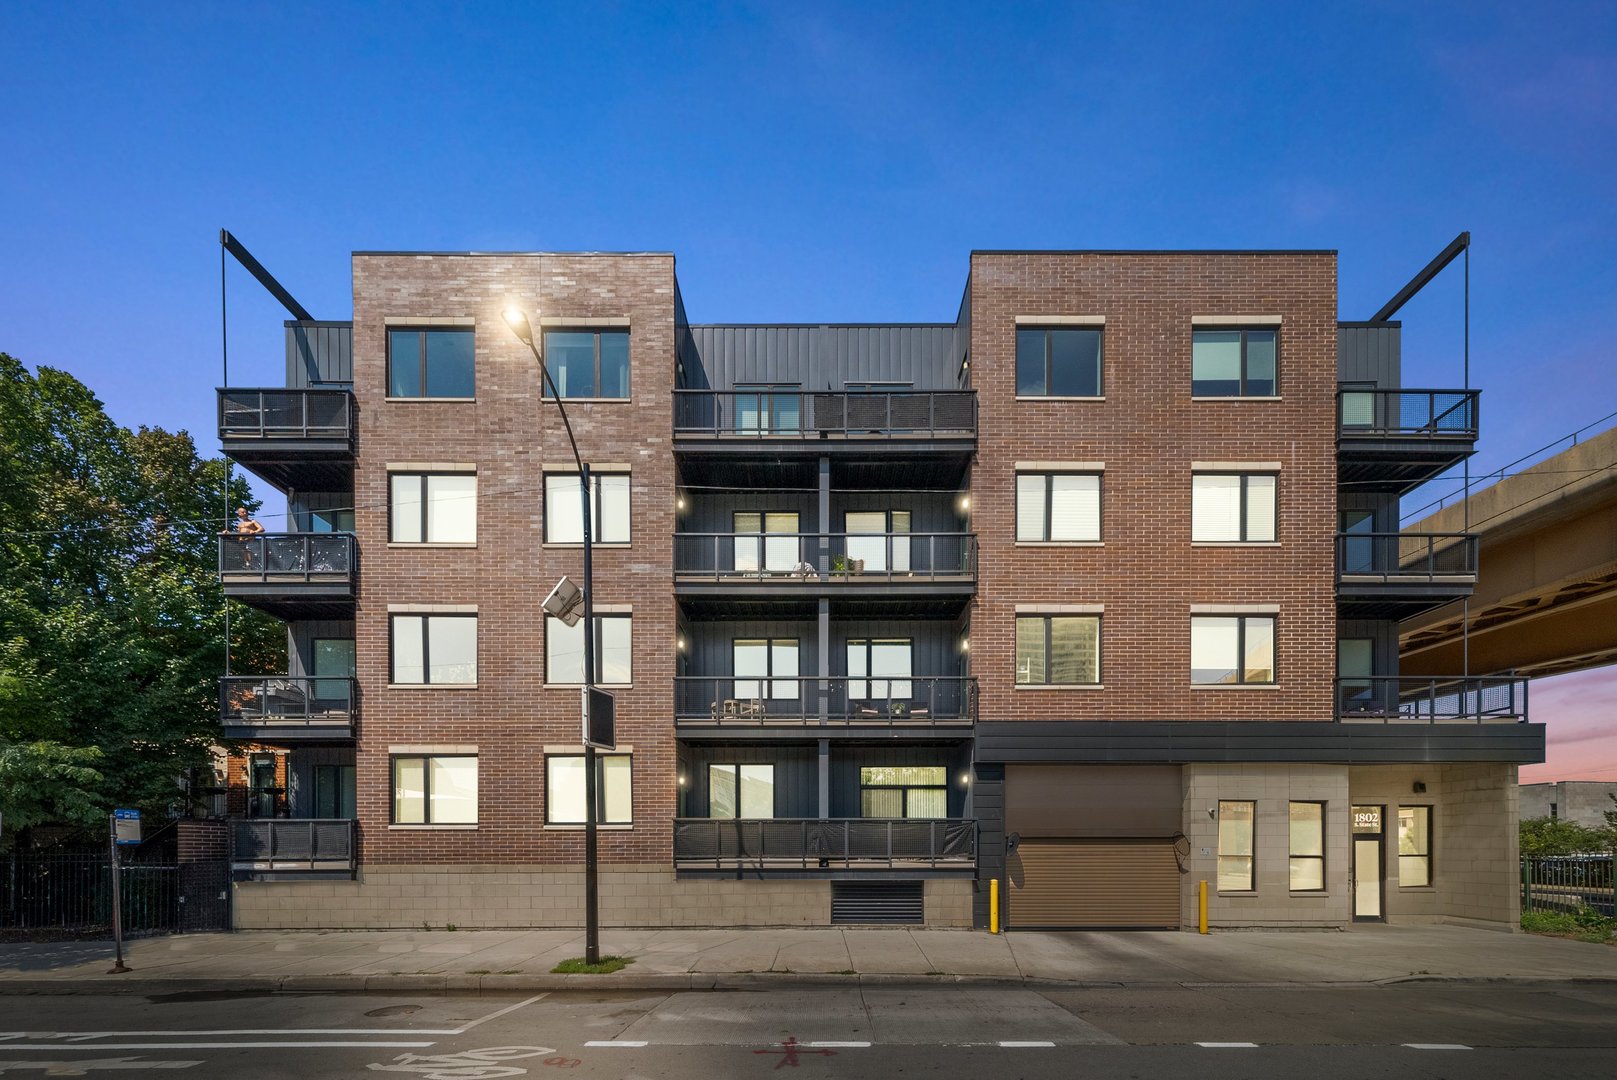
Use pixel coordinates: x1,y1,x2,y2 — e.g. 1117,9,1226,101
1190,615,1275,685
390,473,477,544
734,511,801,573
708,763,775,819
1016,327,1102,397
1015,615,1101,685
847,638,912,702
1218,799,1255,891
1016,473,1101,542
387,328,475,399
544,473,630,544
1191,474,1276,542
542,329,630,399
734,639,799,701
734,384,801,434
545,614,632,685
546,754,632,824
859,766,947,818
390,614,477,685
1191,328,1277,397
1398,805,1432,887
391,755,477,824
1289,801,1326,891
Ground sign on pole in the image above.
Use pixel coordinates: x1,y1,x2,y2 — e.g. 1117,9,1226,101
582,687,616,750
113,808,142,846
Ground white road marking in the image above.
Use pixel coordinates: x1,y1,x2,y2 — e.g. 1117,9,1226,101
997,1041,1056,1048
583,1040,649,1048
0,1043,436,1051
1197,1042,1260,1048
805,1041,870,1048
451,994,550,1033
1403,1043,1472,1050
0,1057,202,1073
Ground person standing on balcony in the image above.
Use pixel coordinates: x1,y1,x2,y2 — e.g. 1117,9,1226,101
231,506,264,568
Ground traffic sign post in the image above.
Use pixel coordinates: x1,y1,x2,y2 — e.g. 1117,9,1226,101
582,687,616,750
108,809,139,974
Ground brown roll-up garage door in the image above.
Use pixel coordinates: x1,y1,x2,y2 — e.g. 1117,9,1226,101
1009,838,1181,929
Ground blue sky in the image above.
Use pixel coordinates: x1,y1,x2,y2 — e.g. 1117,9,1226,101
3,1,1613,777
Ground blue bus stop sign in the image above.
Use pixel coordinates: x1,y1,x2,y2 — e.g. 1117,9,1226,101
113,808,141,846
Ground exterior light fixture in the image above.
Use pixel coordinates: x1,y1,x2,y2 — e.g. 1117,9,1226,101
501,306,534,344
676,494,686,511
958,494,971,512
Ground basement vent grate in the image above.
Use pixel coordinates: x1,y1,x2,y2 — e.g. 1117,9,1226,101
830,880,924,925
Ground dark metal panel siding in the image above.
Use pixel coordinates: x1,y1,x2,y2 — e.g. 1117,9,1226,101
1337,324,1401,387
1336,618,1401,679
684,491,818,535
1337,490,1402,533
289,491,353,532
833,491,967,534
285,322,353,388
971,762,1005,928
829,744,971,818
686,619,820,680
830,619,966,679
685,325,959,392
287,619,355,677
682,743,819,817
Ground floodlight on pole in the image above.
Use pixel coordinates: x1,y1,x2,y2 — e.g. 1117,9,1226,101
543,576,584,627
502,306,535,345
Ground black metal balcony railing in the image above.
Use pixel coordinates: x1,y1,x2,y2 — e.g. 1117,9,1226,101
218,388,353,441
675,676,977,725
1335,532,1478,581
674,533,976,580
674,389,976,439
673,818,977,869
1334,676,1529,723
1337,388,1479,440
231,819,355,871
220,676,356,727
218,533,355,581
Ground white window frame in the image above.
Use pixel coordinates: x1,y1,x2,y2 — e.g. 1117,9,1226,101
1191,473,1276,543
546,754,633,825
1016,472,1101,543
390,472,478,544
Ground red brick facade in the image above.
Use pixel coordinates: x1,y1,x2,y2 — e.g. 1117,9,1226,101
348,253,678,867
969,252,1339,723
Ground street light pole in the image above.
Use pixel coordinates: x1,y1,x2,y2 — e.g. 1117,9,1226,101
503,307,600,965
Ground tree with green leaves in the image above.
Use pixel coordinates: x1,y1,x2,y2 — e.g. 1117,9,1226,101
1519,815,1615,857
0,353,282,844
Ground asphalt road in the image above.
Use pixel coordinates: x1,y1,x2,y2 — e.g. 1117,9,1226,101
1,984,1615,1078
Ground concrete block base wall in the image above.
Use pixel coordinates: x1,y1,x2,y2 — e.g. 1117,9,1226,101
234,865,975,930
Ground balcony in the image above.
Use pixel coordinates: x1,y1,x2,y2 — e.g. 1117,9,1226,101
1337,387,1479,492
674,532,976,606
218,533,356,619
232,818,355,875
673,817,977,872
1334,676,1529,724
1336,531,1478,618
675,676,976,735
673,389,976,453
219,676,356,741
218,388,354,490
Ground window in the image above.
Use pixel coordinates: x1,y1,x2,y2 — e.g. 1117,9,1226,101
1289,802,1325,891
311,638,356,706
734,384,801,434
1398,806,1432,886
709,763,774,819
1192,329,1276,397
308,507,355,533
313,764,356,819
1191,474,1276,542
543,329,630,399
391,615,477,684
734,512,800,573
1016,615,1101,685
391,755,477,824
734,639,799,700
847,638,912,701
845,510,910,572
1190,615,1275,685
1016,473,1101,542
1016,327,1102,396
388,328,474,398
1218,800,1255,890
546,615,632,684
391,473,477,544
546,754,632,824
544,473,630,544
1337,638,1375,713
860,766,947,818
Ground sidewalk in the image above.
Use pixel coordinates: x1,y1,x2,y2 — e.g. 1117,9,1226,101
2,925,1613,994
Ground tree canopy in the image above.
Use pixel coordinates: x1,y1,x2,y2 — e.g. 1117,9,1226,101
0,353,282,840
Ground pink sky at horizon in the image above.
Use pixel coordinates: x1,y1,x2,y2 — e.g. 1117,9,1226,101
1518,665,1617,784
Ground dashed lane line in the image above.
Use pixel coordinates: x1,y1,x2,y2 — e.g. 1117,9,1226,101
1196,1042,1261,1048
583,1041,650,1048
805,1042,871,1048
996,1042,1056,1048
0,1042,438,1050
1403,1044,1472,1050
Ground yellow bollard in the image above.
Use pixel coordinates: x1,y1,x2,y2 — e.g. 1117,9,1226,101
990,878,1000,934
1198,879,1209,934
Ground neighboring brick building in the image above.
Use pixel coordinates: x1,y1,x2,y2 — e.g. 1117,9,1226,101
215,246,1543,931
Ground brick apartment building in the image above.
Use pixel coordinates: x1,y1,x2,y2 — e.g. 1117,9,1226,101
215,246,1543,931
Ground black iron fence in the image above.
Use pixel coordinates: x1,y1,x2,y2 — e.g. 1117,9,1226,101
1335,532,1478,580
673,817,977,869
1337,387,1479,439
1522,855,1615,917
676,675,977,725
0,853,229,938
218,533,355,581
674,389,977,439
220,675,357,727
218,387,353,441
1334,675,1529,722
674,532,976,580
